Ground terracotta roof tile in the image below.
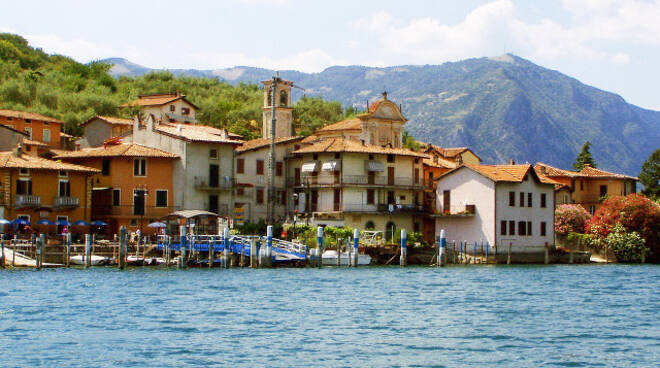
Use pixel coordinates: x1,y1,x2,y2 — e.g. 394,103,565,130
0,109,63,124
0,151,98,172
122,93,198,109
534,163,637,180
82,116,133,127
293,137,428,158
423,157,457,169
462,164,532,182
236,136,303,153
155,123,243,144
55,143,177,159
315,118,362,133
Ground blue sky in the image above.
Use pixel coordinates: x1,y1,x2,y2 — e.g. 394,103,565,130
2,0,659,110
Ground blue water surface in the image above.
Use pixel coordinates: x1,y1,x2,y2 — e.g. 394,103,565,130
1,264,658,367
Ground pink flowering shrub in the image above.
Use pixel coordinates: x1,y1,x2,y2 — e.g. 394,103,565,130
555,204,591,236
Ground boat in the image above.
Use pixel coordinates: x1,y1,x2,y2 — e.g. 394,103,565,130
321,249,371,266
126,255,166,266
69,255,110,266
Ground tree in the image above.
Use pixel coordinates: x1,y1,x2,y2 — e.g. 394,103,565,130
586,194,660,262
639,148,660,199
555,204,591,236
573,141,597,170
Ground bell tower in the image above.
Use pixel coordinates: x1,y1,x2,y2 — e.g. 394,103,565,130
262,78,294,138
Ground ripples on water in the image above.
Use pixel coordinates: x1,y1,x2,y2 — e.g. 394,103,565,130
1,265,658,367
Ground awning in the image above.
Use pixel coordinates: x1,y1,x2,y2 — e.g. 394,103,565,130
322,160,341,171
301,161,320,173
364,160,384,172
92,187,112,191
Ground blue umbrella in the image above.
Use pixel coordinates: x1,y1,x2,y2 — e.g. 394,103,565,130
11,218,29,226
148,221,167,228
0,219,10,225
36,219,55,225
72,220,91,226
91,220,108,226
55,219,71,226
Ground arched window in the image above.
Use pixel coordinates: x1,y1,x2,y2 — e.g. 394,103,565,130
385,221,396,241
279,90,288,107
267,88,272,106
365,220,375,230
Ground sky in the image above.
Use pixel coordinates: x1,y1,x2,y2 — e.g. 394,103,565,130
1,0,660,110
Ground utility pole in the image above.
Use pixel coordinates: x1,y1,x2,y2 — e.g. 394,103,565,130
267,75,278,225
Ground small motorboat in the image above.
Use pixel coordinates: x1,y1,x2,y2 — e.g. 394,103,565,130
126,256,166,266
321,250,371,266
69,255,110,266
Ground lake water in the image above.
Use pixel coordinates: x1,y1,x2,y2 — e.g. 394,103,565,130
1,265,658,367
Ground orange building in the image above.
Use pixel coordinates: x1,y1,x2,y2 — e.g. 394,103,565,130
56,143,178,235
535,163,638,214
0,147,98,233
0,110,64,150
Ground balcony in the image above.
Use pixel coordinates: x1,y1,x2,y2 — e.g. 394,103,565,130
289,174,426,189
15,195,40,208
432,204,476,217
194,176,234,191
53,196,79,209
377,203,425,213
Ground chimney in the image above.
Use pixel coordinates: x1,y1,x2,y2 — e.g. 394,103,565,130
509,159,515,165
14,143,22,157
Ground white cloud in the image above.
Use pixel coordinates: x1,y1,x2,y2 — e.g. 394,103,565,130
189,48,347,72
353,0,660,65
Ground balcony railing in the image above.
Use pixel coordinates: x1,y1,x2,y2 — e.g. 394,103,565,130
433,203,476,217
53,196,79,209
377,203,425,213
15,195,40,208
289,175,427,189
312,203,425,213
92,205,181,219
193,176,234,191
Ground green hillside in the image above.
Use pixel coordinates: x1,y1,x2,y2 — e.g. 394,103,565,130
0,33,349,140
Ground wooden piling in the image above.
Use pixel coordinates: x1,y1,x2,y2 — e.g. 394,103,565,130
119,226,127,270
35,235,43,270
65,233,71,268
400,230,407,267
0,234,5,269
641,248,646,264
336,238,341,267
12,235,17,267
84,234,91,268
507,243,512,265
209,238,214,269
473,241,477,264
544,243,549,265
569,250,574,264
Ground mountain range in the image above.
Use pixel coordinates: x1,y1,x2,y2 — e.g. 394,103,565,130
102,54,660,176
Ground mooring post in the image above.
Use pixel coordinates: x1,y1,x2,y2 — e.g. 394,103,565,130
266,225,273,268
35,234,42,270
12,235,17,267
165,236,170,269
544,242,549,265
485,242,489,263
507,242,512,265
209,236,214,269
439,229,446,267
250,238,257,268
352,229,359,267
0,234,5,269
66,233,71,268
641,248,646,264
317,226,324,268
84,234,91,268
119,226,127,269
459,241,463,264
400,229,407,267
336,238,342,267
473,241,477,264
178,226,187,269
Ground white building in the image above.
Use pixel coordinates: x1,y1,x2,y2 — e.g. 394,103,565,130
122,92,198,124
434,164,556,254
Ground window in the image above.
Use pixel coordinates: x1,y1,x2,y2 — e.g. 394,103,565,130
519,192,525,207
133,158,146,176
600,185,607,197
16,179,32,195
509,191,515,206
209,149,218,159
334,152,340,159
19,168,29,176
414,168,420,184
501,221,507,235
236,187,244,196
256,160,264,175
237,158,244,174
276,162,283,176
527,193,532,207
58,180,70,196
112,189,120,206
563,194,568,204
24,127,32,139
102,159,111,176
367,189,375,205
25,119,31,123
518,221,526,236
182,107,190,115
43,129,51,142
280,191,286,206
365,221,375,230
527,221,532,236
368,154,374,160
540,222,547,236
313,154,319,160
129,219,138,227
541,193,547,208
155,190,168,207
387,154,395,163
170,105,175,112
509,221,515,236
256,188,264,204
59,170,68,177
279,90,288,107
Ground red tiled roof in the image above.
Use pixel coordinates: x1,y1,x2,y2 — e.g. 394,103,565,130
236,136,303,153
425,144,480,161
55,143,177,159
0,109,63,124
154,123,243,144
315,118,362,134
534,163,637,180
293,137,428,158
0,151,99,172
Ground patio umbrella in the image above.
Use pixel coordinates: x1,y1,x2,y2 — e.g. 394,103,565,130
11,218,30,226
55,219,71,226
148,221,167,228
36,219,55,225
72,220,91,226
91,220,108,226
0,219,10,225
